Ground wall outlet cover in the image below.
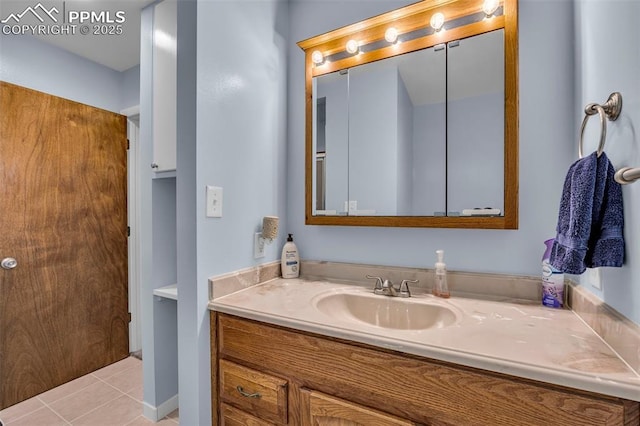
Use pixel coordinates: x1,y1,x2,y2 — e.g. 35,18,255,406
585,268,602,290
254,233,265,259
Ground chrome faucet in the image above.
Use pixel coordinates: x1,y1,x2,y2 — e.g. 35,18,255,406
366,275,418,298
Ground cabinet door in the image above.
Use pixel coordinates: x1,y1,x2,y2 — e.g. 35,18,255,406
221,403,275,426
152,0,177,172
300,389,415,426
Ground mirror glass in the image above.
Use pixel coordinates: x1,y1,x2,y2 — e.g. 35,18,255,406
313,30,504,217
447,29,505,216
299,0,518,228
314,70,349,214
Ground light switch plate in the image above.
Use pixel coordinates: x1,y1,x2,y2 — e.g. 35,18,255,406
585,268,602,290
206,186,223,218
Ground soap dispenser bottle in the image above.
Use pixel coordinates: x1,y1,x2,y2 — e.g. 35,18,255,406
281,234,300,278
433,249,450,298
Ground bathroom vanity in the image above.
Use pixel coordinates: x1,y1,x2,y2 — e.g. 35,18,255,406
209,278,640,425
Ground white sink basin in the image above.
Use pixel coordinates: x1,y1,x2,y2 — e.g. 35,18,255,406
313,291,459,330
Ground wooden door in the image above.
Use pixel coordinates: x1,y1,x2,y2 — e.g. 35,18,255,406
300,389,415,426
0,82,129,409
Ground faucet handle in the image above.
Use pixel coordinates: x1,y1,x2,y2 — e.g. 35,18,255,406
366,275,384,292
399,279,418,298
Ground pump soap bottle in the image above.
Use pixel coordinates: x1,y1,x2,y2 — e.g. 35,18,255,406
281,234,300,278
433,249,450,298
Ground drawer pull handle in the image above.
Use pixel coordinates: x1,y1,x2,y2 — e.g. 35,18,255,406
236,386,261,398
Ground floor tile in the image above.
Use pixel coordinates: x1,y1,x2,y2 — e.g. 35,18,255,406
0,397,45,424
38,374,99,405
166,409,179,421
1,358,179,426
6,406,68,426
125,384,143,402
71,395,141,426
49,381,122,422
92,357,142,380
125,415,176,425
103,365,143,393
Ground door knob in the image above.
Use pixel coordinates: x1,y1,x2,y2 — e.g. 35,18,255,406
1,258,17,270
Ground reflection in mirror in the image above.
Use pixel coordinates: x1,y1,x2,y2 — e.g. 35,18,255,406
348,48,446,216
406,47,447,217
448,29,505,216
314,48,447,216
314,33,505,217
314,71,348,215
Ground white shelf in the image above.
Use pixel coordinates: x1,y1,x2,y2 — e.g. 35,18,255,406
154,284,178,300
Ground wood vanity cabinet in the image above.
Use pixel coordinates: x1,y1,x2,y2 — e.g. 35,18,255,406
210,312,640,426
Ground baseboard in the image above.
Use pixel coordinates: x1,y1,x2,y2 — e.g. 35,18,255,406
143,394,178,422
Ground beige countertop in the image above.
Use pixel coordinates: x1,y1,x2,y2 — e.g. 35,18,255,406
209,277,640,402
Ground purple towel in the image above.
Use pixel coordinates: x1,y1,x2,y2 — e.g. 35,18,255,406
550,152,624,274
586,153,625,268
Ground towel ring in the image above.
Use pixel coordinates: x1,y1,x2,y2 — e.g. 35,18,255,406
578,92,622,158
579,104,606,158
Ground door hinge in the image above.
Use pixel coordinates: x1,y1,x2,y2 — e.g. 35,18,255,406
127,139,130,150
128,312,132,323
127,226,130,237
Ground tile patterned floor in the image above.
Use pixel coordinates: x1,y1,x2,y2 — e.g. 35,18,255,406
0,357,179,426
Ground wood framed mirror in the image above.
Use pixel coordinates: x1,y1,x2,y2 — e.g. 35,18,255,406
298,0,518,229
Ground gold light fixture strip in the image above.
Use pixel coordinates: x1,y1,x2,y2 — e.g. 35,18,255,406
298,0,505,77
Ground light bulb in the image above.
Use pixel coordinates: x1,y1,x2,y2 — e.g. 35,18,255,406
346,39,359,54
311,50,324,65
384,27,398,43
430,12,445,31
483,0,500,16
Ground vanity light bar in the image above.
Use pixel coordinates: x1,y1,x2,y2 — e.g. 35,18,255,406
314,5,503,66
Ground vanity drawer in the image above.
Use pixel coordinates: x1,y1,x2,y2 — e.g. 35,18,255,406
221,403,275,426
219,359,288,424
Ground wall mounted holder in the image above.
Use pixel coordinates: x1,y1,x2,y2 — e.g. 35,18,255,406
578,92,639,184
254,216,279,259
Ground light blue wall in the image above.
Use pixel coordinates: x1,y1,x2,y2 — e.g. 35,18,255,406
448,92,504,213
288,1,576,274
0,35,131,112
173,0,289,424
175,0,200,423
412,102,446,215
317,74,349,212
196,0,289,270
349,61,398,214
122,65,141,111
574,0,640,324
397,71,413,215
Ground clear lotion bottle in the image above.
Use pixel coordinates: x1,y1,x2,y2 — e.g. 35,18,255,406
433,250,450,298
